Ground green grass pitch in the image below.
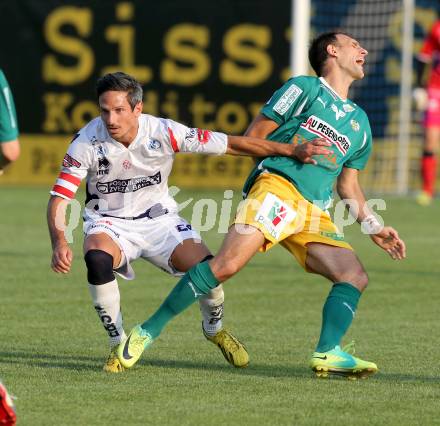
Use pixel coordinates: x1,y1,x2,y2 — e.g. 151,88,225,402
1,186,439,425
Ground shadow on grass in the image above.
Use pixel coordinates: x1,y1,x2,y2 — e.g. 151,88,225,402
0,350,309,378
0,350,100,371
141,358,309,379
1,351,438,383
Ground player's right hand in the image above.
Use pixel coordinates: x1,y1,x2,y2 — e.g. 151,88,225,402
413,87,428,111
292,137,332,165
51,243,73,274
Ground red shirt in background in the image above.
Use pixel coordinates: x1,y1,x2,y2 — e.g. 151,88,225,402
420,20,440,89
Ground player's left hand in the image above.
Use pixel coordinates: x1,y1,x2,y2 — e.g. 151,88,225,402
370,226,406,260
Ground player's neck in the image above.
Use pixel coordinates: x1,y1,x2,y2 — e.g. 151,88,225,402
114,124,139,147
321,73,352,100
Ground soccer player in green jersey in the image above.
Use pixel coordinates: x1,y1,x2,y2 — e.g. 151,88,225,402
118,32,406,379
0,69,20,174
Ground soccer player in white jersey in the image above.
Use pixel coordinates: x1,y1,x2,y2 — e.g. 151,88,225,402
47,72,327,372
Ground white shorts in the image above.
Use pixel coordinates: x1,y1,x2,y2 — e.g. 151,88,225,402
83,212,201,279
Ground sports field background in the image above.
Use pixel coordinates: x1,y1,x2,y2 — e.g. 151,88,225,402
0,186,439,425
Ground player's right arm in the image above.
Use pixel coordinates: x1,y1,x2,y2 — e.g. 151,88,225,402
47,133,91,273
47,195,73,273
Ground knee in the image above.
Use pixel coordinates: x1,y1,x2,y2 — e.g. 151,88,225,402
333,265,369,292
346,269,369,292
353,271,369,291
84,249,115,285
210,257,242,282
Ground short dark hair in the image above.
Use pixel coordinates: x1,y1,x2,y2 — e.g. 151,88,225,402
96,72,143,109
308,31,351,76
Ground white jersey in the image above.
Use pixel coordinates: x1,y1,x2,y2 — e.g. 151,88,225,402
51,114,228,219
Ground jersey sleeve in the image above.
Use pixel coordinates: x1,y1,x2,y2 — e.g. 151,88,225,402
50,133,91,200
261,76,312,126
162,118,227,155
0,70,19,142
344,122,372,170
419,21,440,62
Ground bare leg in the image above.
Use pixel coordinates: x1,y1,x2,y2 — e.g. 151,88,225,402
209,224,266,282
84,233,122,268
170,238,211,272
305,243,368,291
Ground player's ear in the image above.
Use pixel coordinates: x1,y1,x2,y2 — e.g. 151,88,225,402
134,101,143,116
326,43,338,57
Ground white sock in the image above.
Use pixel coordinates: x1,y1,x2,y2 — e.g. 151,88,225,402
88,279,127,348
199,284,224,336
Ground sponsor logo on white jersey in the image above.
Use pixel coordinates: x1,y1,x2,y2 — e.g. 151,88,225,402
96,171,162,194
148,138,161,150
96,144,110,175
184,128,212,145
63,153,81,168
301,116,351,155
273,83,303,115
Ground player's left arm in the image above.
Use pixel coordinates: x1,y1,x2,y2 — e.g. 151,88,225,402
337,167,406,260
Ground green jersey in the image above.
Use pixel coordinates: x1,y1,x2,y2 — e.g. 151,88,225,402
243,76,372,208
0,69,19,143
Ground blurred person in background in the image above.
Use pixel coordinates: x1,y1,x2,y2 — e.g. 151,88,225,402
0,69,20,174
413,17,440,206
0,380,16,426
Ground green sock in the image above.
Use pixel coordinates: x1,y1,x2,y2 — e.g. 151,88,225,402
140,261,219,339
315,282,361,353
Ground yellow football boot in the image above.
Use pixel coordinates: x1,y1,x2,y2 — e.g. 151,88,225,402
204,328,249,368
103,347,125,373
